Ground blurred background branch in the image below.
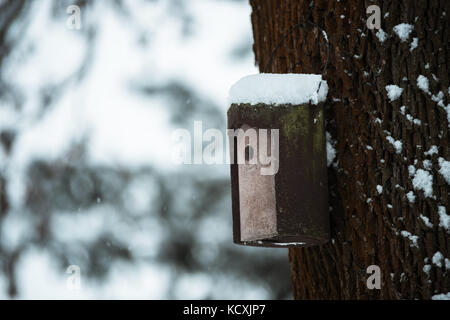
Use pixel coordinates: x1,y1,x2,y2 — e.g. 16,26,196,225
0,0,291,299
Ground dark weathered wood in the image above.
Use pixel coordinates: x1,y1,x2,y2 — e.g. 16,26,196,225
228,103,329,247
249,0,449,299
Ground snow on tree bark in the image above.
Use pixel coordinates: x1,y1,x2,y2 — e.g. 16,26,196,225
249,0,449,299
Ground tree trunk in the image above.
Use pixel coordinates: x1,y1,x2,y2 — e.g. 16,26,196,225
249,0,449,299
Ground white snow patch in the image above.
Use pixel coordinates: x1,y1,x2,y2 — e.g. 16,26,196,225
417,75,430,94
228,74,328,106
438,157,450,185
432,91,444,101
408,165,416,177
412,169,433,197
321,30,328,42
410,37,418,51
440,104,450,128
326,132,336,167
405,114,422,126
386,135,403,154
423,264,431,275
376,185,383,194
424,145,438,156
432,251,444,267
400,230,419,247
393,23,414,42
385,85,403,102
423,160,432,170
406,191,415,203
419,214,433,228
438,206,450,231
431,91,444,106
376,29,387,43
432,292,450,300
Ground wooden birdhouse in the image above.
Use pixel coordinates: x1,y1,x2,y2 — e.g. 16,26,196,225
227,73,330,247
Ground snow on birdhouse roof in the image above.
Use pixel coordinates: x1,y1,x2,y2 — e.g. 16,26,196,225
228,73,328,106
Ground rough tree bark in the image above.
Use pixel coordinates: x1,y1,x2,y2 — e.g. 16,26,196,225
249,0,449,299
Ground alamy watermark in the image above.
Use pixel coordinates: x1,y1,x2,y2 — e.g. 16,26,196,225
172,121,279,175
366,265,381,289
366,5,381,30
66,265,81,291
66,5,81,30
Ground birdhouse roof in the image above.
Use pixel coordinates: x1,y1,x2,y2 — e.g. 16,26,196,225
228,73,328,106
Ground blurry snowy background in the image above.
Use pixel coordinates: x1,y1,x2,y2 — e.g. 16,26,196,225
0,0,291,299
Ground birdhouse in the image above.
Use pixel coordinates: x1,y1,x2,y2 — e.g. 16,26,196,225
227,73,330,247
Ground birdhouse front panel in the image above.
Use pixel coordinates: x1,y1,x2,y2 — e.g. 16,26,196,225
238,126,277,242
